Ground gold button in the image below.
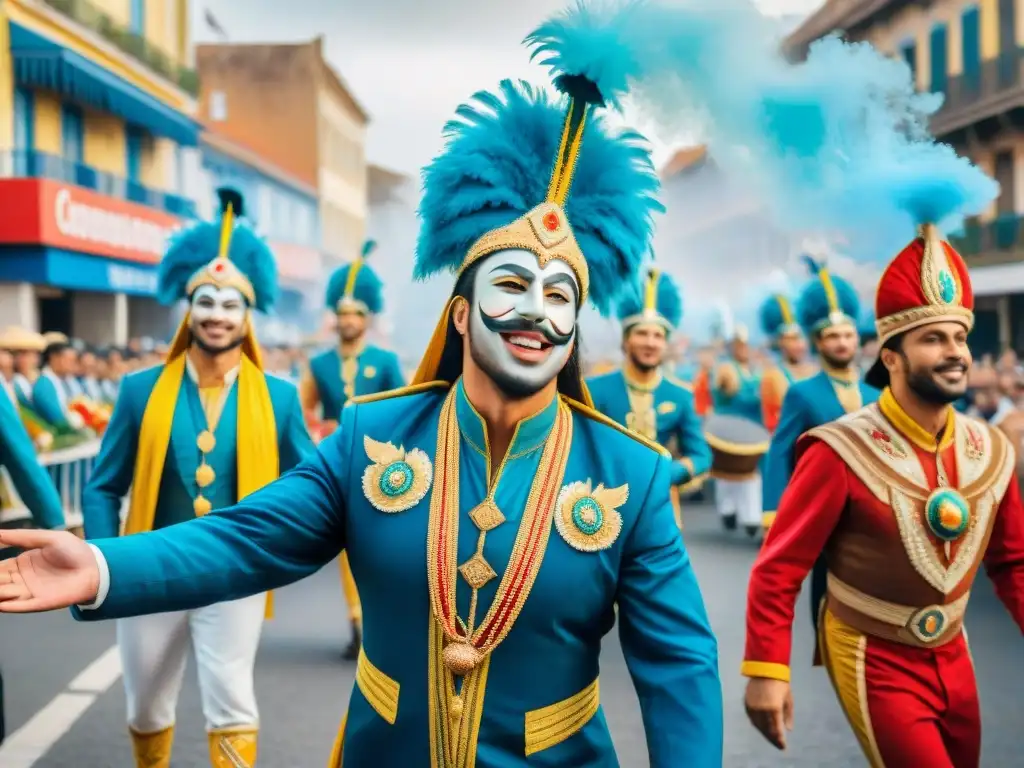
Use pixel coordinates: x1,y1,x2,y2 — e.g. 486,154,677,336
195,464,216,488
193,496,212,516
196,430,216,454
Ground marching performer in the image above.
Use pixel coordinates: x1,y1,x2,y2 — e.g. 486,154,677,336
709,312,767,536
759,260,879,619
79,189,315,768
588,267,712,520
758,292,816,433
0,6,724,766
301,239,405,661
743,223,1024,765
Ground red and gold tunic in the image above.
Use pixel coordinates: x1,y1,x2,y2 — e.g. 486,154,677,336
743,388,1024,766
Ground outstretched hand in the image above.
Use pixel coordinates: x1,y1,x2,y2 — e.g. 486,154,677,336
0,528,100,613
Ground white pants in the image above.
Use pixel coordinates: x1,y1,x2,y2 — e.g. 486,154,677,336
716,475,762,528
117,593,266,733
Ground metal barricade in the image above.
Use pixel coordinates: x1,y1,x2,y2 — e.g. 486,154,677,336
0,439,102,530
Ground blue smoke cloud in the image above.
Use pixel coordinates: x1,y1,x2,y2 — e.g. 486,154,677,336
531,0,999,262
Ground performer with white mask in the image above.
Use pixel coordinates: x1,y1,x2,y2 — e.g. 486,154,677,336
81,188,315,768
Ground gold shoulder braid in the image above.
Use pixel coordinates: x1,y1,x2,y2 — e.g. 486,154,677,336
426,387,573,767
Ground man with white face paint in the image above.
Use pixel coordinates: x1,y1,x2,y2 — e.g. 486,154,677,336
588,267,712,526
0,8,723,766
302,239,405,660
75,188,315,768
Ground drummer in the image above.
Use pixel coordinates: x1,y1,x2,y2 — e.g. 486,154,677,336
708,315,765,536
758,293,817,433
760,258,879,622
587,267,712,521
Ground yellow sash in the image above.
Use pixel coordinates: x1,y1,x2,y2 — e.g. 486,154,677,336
123,314,280,617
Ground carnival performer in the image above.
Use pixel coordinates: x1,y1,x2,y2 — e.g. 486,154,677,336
0,7,724,766
77,188,315,768
758,292,816,434
709,315,766,536
759,259,880,620
588,267,712,522
301,239,405,661
743,222,1024,766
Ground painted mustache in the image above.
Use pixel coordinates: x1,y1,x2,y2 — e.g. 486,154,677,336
478,307,573,347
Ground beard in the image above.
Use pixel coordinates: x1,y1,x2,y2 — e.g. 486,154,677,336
191,323,246,357
820,350,855,370
627,349,661,374
906,357,969,405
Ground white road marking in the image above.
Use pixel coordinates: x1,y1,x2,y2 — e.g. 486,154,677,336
0,644,122,767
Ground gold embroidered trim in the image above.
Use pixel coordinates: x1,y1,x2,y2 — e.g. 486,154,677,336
809,406,1015,595
429,619,490,768
356,647,400,725
524,679,600,756
704,433,770,456
876,305,974,345
349,380,450,406
827,572,969,629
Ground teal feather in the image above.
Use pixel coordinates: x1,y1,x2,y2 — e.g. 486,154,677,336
759,294,798,338
157,191,278,312
616,268,683,329
416,79,662,315
361,239,377,258
325,261,385,314
796,267,861,335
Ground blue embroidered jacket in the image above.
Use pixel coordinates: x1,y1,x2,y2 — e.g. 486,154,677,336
762,370,880,517
711,360,763,424
307,345,405,422
0,388,64,529
75,379,723,767
586,370,711,487
83,364,316,539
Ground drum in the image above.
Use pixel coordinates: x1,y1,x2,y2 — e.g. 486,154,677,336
703,413,771,480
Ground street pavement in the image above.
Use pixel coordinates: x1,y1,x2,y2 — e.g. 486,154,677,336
2,502,1022,767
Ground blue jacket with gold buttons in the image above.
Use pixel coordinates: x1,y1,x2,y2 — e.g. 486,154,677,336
74,379,723,767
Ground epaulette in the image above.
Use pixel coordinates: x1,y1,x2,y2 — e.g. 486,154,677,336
347,380,450,407
664,372,694,392
561,395,671,457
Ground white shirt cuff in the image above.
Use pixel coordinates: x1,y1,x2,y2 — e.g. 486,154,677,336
79,543,110,610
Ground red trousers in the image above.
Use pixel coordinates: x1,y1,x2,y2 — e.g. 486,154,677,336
820,610,981,768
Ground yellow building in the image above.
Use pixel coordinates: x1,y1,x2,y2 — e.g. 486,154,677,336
0,0,199,345
786,0,1024,354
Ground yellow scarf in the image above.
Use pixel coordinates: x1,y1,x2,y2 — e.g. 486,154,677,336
123,313,280,617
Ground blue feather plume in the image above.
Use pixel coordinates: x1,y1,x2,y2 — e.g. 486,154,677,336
157,199,278,312
525,1,998,258
616,268,683,329
325,262,385,314
796,269,861,336
416,79,662,315
361,239,377,258
758,294,797,338
858,306,878,341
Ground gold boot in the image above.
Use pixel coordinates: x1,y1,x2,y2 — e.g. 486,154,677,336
209,727,258,767
129,725,174,768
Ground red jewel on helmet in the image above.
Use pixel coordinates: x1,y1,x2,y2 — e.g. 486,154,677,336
213,262,224,273
543,212,559,231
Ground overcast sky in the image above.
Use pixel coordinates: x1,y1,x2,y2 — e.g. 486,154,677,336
191,0,825,176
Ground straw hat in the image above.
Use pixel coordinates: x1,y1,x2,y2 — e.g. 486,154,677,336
0,326,46,352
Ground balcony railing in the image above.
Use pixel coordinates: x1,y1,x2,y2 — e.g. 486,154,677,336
931,48,1024,136
949,214,1024,264
41,0,199,96
2,149,196,218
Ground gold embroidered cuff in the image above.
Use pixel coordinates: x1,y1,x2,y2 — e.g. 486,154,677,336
740,661,790,682
524,679,600,756
356,648,400,724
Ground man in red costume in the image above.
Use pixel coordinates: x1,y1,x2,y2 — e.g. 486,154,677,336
742,223,1024,767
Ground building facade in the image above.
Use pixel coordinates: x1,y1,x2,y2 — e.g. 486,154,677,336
200,131,323,341
0,0,201,345
785,0,1023,355
195,38,368,270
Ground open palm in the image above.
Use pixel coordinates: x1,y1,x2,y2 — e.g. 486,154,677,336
0,529,100,612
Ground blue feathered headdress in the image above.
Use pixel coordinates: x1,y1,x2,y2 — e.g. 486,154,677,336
157,187,278,313
796,255,861,336
759,294,801,340
325,239,384,314
415,0,667,317
617,267,683,331
858,306,878,342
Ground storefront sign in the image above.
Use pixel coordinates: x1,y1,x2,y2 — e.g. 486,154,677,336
0,178,181,265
